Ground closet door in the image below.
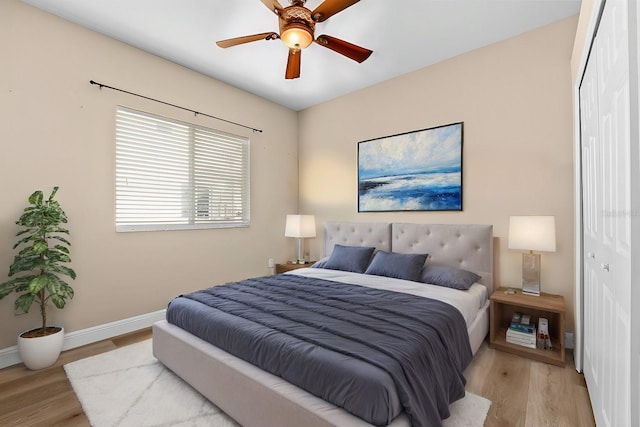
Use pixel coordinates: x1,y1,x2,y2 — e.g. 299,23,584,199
580,35,603,424
580,0,631,426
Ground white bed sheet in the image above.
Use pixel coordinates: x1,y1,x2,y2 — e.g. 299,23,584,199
288,268,488,328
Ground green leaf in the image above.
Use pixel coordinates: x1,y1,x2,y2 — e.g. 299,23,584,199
46,250,71,264
61,282,74,299
51,226,70,234
32,240,48,254
46,276,65,309
28,190,43,206
17,245,36,257
8,254,42,276
49,186,59,201
54,245,69,254
47,275,74,309
50,294,66,309
14,293,35,314
12,234,36,249
50,235,71,246
52,278,74,297
0,276,32,299
28,275,50,294
48,264,76,279
14,277,36,293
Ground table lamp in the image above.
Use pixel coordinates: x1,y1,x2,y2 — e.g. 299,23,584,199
285,214,316,264
508,215,556,296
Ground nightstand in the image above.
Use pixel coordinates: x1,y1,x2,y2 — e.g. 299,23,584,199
489,287,566,366
275,262,315,274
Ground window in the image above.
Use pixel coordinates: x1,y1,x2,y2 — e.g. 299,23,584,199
115,106,250,232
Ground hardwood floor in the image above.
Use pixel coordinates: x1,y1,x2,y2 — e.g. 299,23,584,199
465,344,596,427
0,329,595,426
0,328,152,427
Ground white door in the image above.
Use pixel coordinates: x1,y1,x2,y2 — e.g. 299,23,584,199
580,31,602,423
580,0,632,426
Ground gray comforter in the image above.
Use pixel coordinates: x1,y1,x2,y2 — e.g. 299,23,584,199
166,273,472,427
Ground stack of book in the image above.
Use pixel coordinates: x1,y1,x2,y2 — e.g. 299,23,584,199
506,312,537,348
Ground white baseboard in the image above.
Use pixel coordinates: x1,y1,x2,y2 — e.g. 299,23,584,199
0,309,166,370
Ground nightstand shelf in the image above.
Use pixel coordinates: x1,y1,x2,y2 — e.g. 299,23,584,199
490,287,566,366
275,262,315,274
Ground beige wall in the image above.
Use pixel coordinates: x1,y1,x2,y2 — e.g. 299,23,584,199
298,16,579,331
0,0,298,348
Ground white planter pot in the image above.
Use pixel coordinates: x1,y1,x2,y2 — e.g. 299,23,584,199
18,327,65,370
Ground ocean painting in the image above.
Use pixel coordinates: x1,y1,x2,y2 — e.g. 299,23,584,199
358,122,463,212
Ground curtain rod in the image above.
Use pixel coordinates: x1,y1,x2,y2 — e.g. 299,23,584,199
89,80,262,133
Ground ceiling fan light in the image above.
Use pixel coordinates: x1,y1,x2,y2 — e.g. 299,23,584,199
281,24,313,49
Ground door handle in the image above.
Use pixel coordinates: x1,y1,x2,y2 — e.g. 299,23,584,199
601,263,610,272
588,252,596,259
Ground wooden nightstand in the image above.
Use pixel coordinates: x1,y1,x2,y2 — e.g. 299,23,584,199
490,287,566,366
275,262,315,274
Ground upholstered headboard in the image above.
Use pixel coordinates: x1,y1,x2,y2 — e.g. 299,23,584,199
391,223,493,292
323,221,494,293
323,222,391,255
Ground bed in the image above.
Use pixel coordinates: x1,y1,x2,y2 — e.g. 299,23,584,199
153,222,493,427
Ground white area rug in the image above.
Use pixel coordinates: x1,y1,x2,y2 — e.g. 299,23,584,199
65,340,491,427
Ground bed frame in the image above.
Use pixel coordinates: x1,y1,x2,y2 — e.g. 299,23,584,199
153,222,493,427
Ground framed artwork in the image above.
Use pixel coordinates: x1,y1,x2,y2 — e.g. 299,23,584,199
358,122,463,212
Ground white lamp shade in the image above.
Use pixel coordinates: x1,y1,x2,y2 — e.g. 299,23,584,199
508,215,556,252
285,215,316,238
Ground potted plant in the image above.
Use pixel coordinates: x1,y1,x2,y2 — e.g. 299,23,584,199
0,187,76,370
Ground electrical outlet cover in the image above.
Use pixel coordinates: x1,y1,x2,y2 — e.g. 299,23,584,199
565,332,574,349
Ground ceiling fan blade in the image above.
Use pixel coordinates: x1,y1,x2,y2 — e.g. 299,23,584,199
285,49,301,79
216,32,279,48
311,0,360,22
315,35,372,63
259,0,283,15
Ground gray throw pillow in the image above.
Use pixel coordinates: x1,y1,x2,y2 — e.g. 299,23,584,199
420,264,481,290
321,244,375,273
310,257,328,268
364,251,428,282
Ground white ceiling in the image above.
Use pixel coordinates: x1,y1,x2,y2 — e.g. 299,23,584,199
22,0,581,111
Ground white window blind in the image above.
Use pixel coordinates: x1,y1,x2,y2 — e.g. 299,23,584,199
115,106,250,232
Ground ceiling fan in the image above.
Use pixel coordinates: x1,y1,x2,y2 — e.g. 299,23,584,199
216,0,373,79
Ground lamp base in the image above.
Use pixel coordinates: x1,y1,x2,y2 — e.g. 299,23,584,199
521,252,541,296
293,238,307,265
522,283,541,296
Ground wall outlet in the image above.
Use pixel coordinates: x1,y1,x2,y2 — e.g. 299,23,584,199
267,258,275,268
565,332,574,349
